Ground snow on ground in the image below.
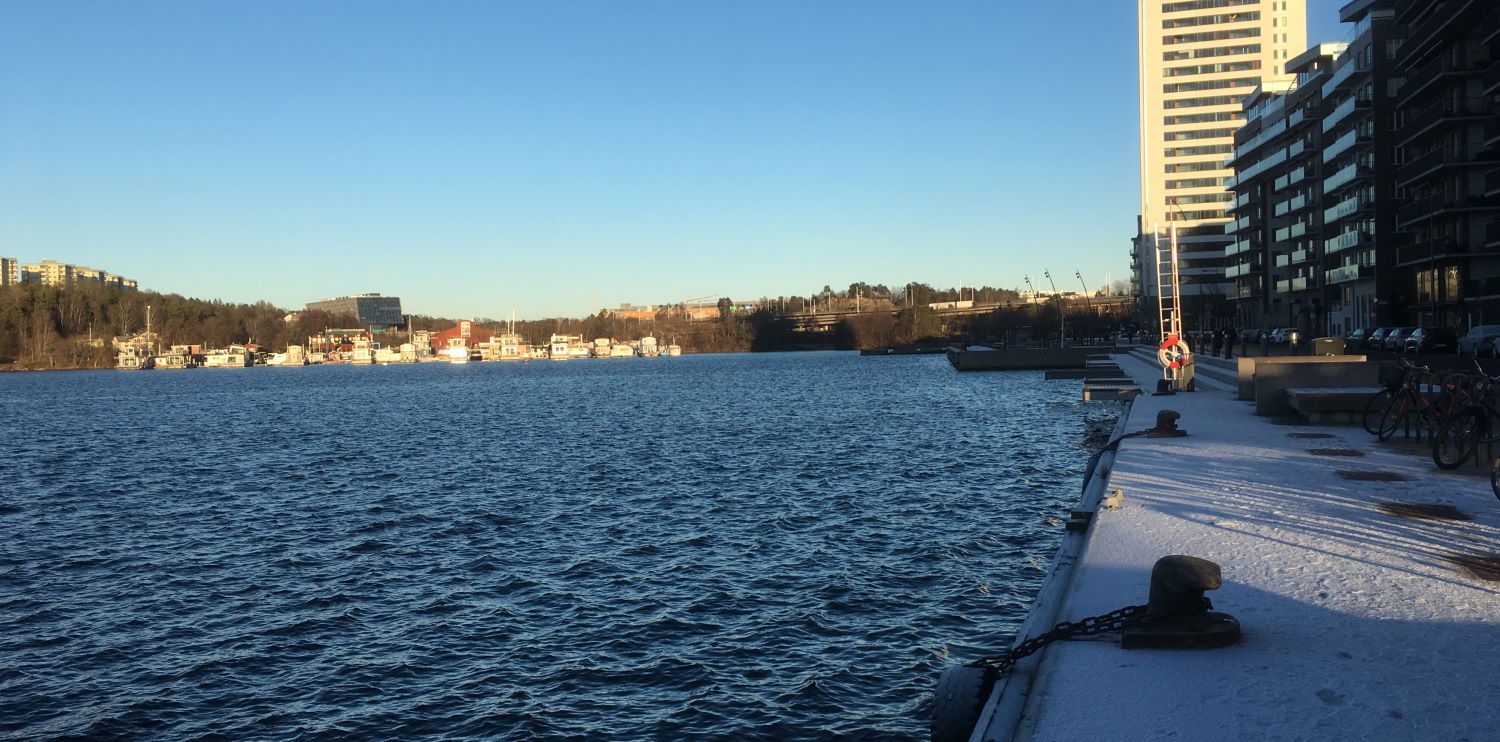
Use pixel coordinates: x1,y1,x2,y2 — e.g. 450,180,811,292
1000,352,1500,742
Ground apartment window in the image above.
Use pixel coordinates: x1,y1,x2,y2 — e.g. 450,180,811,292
1166,208,1228,221
1167,177,1229,189
1165,111,1245,125
1165,127,1237,141
1162,11,1261,28
1165,144,1234,157
1162,43,1262,61
1164,60,1261,77
1162,0,1258,12
1163,27,1260,45
1162,94,1248,109
1164,160,1227,173
1163,77,1261,94
1169,193,1234,205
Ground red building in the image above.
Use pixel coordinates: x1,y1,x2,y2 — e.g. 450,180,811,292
429,320,494,352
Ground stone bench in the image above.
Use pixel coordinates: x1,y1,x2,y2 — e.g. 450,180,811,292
1284,386,1384,424
1252,360,1380,416
1237,355,1369,400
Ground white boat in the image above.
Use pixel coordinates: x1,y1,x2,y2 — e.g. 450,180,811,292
667,344,682,356
203,346,254,367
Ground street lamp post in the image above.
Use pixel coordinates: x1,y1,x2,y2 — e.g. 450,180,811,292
1076,270,1094,341
1044,270,1065,347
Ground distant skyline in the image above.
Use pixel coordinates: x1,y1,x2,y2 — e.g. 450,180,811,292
4,0,1348,320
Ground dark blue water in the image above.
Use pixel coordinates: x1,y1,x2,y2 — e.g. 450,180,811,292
0,352,1115,741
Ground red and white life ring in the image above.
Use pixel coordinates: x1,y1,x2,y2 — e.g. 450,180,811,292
1158,335,1192,370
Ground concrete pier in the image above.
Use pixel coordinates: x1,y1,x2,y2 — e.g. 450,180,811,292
961,351,1500,742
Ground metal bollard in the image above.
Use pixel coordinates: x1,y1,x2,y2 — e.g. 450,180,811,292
1122,555,1242,649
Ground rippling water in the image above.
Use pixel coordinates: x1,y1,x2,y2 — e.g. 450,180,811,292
1,352,1117,740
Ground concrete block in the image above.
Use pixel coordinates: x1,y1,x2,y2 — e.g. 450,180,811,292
1236,355,1369,400
1253,362,1380,416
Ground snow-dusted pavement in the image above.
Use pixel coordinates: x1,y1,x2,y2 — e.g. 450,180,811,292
996,352,1500,742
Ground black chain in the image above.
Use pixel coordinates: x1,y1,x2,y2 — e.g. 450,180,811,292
965,596,1212,675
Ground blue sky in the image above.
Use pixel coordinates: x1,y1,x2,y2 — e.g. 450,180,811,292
3,0,1348,320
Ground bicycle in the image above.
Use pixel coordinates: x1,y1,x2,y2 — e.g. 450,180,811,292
1362,359,1467,441
1432,360,1500,470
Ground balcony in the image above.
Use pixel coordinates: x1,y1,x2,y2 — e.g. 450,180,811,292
1487,167,1500,198
1321,129,1360,164
1326,263,1375,284
1274,167,1308,192
1398,147,1467,187
1402,5,1471,65
1395,237,1466,267
1398,52,1486,106
1486,117,1500,152
1275,253,1290,268
1396,191,1498,228
1224,261,1262,279
1325,229,1369,255
1486,59,1500,97
1324,162,1364,193
1398,98,1493,148
1291,248,1311,265
1322,97,1359,133
1488,220,1500,247
1275,222,1311,242
1287,109,1306,129
1275,276,1314,293
1323,194,1369,224
1321,58,1369,99
1224,238,1255,256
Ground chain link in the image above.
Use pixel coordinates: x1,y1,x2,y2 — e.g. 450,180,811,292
967,596,1212,675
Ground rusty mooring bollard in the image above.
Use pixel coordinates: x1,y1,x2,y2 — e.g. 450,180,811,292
1122,555,1241,649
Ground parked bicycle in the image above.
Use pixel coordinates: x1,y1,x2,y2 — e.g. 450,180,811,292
1432,360,1500,470
1362,358,1469,441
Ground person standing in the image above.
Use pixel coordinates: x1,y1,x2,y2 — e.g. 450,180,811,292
1224,325,1236,359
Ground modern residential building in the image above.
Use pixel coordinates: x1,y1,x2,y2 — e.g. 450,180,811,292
304,293,404,332
1226,42,1344,332
1390,0,1500,328
1133,0,1308,321
0,257,17,286
1319,0,1402,335
17,259,137,290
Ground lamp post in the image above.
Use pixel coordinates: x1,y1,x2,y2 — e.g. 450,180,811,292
1076,270,1094,341
1044,270,1065,347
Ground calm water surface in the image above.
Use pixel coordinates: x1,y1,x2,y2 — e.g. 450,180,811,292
1,352,1116,741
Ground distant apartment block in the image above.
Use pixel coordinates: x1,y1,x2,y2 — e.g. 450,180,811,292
18,259,138,290
1132,0,1307,317
1,257,17,286
305,293,404,332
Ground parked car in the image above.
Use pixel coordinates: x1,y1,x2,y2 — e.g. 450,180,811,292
1364,327,1392,350
1406,327,1458,354
1238,328,1264,344
1457,325,1500,356
1346,328,1369,348
1271,328,1302,344
1383,326,1418,352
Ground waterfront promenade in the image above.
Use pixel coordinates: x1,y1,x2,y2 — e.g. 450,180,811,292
975,351,1500,741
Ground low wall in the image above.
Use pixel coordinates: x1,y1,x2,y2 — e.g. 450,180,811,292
1236,355,1368,400
1252,361,1380,416
947,346,1098,370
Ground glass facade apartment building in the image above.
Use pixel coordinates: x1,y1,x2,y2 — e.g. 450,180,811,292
1133,0,1308,323
1220,0,1500,335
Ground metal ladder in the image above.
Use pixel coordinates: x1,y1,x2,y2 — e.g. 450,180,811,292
1154,223,1194,390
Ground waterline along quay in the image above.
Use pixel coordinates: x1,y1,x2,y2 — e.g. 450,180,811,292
933,343,1500,742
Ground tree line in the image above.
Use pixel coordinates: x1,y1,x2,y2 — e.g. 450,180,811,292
0,281,1134,370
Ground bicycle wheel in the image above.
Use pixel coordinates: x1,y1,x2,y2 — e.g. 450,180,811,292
1377,393,1408,441
1363,389,1395,436
1433,408,1485,470
1491,458,1500,501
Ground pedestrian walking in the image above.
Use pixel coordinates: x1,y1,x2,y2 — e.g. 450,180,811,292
1224,325,1236,359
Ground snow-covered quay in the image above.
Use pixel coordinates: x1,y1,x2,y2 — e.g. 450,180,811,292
972,351,1500,742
